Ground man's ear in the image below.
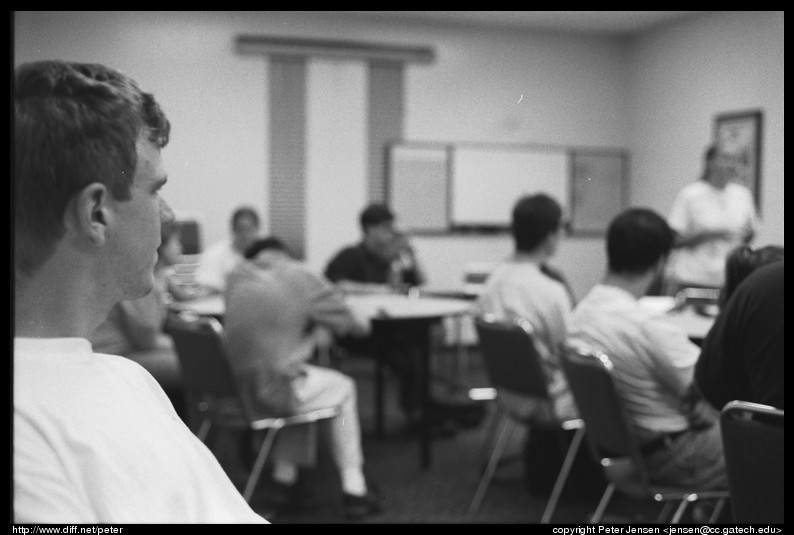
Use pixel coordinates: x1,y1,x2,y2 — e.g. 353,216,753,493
67,183,112,246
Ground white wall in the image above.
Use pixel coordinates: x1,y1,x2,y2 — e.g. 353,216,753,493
305,59,368,271
14,11,783,300
626,11,784,247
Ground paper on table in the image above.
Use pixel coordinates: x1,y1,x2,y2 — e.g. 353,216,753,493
638,296,676,315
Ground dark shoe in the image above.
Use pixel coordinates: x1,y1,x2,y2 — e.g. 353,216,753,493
429,396,487,429
343,489,385,520
268,481,319,514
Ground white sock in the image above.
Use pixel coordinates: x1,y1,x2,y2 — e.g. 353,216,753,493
272,460,298,486
340,468,367,496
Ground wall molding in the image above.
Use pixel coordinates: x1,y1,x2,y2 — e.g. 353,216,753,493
235,35,435,64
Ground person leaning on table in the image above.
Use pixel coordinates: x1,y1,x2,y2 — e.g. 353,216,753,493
223,236,385,519
568,208,728,491
13,59,267,523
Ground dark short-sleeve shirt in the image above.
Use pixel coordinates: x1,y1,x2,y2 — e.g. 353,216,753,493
695,261,784,410
324,242,421,286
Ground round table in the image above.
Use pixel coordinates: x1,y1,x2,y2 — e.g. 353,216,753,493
171,292,475,469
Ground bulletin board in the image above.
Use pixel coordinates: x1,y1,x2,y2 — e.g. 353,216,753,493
386,143,450,232
569,149,629,234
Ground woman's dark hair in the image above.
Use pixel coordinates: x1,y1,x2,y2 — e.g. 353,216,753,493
231,206,260,230
244,236,289,260
721,245,784,306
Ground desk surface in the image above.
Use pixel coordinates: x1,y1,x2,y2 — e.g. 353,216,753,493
171,292,474,321
638,296,716,341
347,293,473,320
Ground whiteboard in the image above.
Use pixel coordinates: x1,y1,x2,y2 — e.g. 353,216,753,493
388,144,449,232
451,146,570,228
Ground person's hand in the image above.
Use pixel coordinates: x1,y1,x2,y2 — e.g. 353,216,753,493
685,399,718,429
682,383,718,430
738,221,755,243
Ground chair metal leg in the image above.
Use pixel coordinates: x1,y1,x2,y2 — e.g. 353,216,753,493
197,418,212,442
656,501,676,523
589,482,615,523
375,356,385,437
670,496,694,524
479,407,506,463
541,426,585,524
708,497,727,523
242,428,279,502
468,417,516,517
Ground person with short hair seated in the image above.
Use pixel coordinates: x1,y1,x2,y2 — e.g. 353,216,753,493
568,208,727,491
224,236,384,519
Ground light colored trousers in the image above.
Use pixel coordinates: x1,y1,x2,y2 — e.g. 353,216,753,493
271,365,364,472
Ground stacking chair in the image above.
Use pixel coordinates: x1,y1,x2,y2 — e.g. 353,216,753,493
468,315,585,523
559,340,728,523
165,311,339,503
720,400,784,523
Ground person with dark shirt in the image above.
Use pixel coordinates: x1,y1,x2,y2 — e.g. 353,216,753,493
695,261,784,411
325,203,424,293
325,204,470,436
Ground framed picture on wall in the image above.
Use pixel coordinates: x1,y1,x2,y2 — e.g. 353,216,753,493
714,109,763,213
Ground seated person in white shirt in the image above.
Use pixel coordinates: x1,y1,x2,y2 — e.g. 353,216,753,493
13,59,266,523
568,208,727,491
476,193,579,423
194,205,261,294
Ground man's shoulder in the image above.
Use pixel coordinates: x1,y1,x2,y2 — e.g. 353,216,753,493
675,180,710,200
332,243,363,258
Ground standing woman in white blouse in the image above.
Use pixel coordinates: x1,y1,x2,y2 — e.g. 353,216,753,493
663,144,760,295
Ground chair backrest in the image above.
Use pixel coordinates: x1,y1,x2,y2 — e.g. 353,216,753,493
165,311,244,407
474,315,550,400
720,400,784,523
559,340,649,486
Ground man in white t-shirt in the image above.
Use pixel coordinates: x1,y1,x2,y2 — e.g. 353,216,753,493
477,193,579,423
665,144,759,293
195,205,261,293
14,60,266,523
569,208,727,491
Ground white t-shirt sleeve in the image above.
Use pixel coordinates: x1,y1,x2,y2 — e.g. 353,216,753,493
667,187,690,234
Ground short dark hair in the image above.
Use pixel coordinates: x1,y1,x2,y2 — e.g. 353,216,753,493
15,60,170,277
359,203,394,231
244,236,288,260
511,194,562,253
231,206,260,230
721,244,784,305
606,208,675,275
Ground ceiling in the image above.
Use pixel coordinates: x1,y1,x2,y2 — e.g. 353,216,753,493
337,11,709,35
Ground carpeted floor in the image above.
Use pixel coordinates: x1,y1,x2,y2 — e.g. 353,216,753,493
211,347,667,524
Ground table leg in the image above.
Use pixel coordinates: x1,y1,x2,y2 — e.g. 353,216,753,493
420,321,432,470
375,351,385,437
